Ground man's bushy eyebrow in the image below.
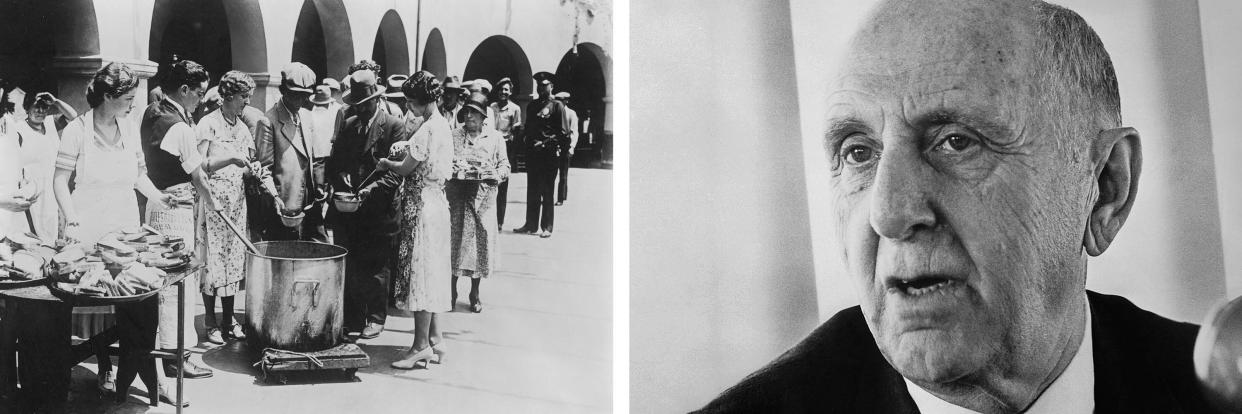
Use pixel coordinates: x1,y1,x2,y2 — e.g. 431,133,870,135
918,109,1013,142
824,117,869,150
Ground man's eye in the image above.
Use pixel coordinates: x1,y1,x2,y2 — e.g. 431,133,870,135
843,145,877,165
933,134,976,153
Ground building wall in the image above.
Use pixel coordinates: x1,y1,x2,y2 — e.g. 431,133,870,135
631,1,820,413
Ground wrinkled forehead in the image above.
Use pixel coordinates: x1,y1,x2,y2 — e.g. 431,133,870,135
834,0,1039,107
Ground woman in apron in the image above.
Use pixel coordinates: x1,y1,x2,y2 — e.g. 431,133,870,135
13,91,77,239
52,63,171,393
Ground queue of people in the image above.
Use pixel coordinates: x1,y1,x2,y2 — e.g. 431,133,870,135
0,56,576,405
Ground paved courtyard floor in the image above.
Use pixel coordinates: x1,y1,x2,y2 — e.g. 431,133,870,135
36,169,612,414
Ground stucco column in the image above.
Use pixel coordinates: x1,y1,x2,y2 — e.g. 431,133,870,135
248,72,276,111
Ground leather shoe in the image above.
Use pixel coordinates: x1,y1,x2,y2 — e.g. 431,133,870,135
224,324,247,341
164,358,213,379
360,322,384,339
158,383,190,407
555,201,564,206
205,327,225,345
539,230,552,238
512,226,537,234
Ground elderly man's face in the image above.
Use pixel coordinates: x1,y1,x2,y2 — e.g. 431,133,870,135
826,0,1094,388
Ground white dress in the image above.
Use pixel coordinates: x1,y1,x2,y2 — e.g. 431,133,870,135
393,112,454,312
13,117,62,239
0,115,21,239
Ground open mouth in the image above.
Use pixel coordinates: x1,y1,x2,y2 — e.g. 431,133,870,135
889,275,960,297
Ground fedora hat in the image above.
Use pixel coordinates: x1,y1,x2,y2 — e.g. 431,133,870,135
443,76,464,92
457,92,490,123
384,74,408,98
341,70,384,105
310,85,333,105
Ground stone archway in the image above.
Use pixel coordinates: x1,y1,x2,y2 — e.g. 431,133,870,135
372,10,410,77
462,35,533,103
421,28,447,80
292,0,354,82
555,42,611,166
149,0,268,107
0,0,128,112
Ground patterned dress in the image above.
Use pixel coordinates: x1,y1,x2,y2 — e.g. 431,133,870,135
447,127,510,279
392,112,453,312
196,111,255,296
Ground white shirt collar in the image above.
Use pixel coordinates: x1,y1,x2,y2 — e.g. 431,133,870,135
905,295,1094,414
164,97,190,120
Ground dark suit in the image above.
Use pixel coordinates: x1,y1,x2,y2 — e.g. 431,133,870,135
326,109,408,330
256,101,326,242
697,291,1213,413
522,97,570,232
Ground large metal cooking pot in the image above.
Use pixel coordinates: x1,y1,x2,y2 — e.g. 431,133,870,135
245,241,348,352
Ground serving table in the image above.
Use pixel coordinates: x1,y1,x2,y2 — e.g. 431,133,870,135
0,262,199,413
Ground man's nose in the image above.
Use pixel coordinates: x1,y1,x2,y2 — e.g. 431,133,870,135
868,147,936,240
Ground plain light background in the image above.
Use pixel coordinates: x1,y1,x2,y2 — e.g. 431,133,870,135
631,0,1242,413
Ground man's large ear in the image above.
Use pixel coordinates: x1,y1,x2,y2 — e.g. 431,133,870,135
1084,127,1141,256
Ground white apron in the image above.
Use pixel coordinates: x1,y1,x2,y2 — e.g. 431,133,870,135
67,118,139,329
68,125,140,243
14,117,61,239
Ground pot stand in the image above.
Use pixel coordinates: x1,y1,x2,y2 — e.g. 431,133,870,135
254,343,369,384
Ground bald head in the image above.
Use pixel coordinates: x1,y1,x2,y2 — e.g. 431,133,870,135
840,0,1119,151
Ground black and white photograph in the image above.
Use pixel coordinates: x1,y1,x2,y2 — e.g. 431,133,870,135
0,0,613,412
633,0,1242,413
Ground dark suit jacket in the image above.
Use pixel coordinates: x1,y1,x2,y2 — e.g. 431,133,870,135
256,101,322,210
324,109,408,235
696,291,1212,414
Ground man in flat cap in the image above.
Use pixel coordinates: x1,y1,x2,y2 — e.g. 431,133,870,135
698,0,1214,413
514,72,570,238
490,77,522,230
255,62,324,242
326,69,409,340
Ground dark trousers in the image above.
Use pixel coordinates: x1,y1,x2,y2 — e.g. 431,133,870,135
524,160,557,232
0,299,72,407
497,179,510,227
113,298,158,403
496,141,517,227
267,201,328,242
336,225,393,330
556,153,572,203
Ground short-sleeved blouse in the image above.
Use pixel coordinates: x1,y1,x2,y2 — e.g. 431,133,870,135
55,111,146,183
406,112,453,185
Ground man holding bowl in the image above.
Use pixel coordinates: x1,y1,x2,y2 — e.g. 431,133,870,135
325,69,410,339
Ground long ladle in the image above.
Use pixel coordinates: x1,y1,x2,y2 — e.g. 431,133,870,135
215,210,259,255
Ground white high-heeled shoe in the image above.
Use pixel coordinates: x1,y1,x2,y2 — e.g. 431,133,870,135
391,346,435,370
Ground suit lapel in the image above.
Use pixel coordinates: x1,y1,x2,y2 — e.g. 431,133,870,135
278,105,309,158
362,110,384,153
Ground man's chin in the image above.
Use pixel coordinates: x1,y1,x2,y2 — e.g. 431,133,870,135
884,334,980,383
